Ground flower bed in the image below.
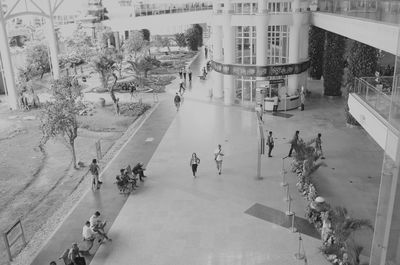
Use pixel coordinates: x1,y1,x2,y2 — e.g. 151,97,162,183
290,139,372,265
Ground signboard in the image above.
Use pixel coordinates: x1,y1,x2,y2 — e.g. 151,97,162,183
211,60,310,77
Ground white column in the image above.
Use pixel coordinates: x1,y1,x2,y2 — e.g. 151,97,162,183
0,2,18,110
256,0,268,97
47,0,60,80
222,0,235,105
287,10,302,95
212,25,223,98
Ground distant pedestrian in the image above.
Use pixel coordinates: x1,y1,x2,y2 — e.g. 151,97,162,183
174,93,181,111
179,78,185,95
89,159,101,189
300,87,305,111
202,67,207,78
256,104,263,122
183,68,187,80
68,243,85,265
115,98,120,115
178,68,183,79
288,130,300,157
267,131,274,157
315,133,325,159
273,95,279,112
189,153,201,177
130,83,136,100
188,67,192,82
204,46,208,58
214,144,224,175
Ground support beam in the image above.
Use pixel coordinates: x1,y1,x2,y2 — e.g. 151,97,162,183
47,0,60,80
0,0,18,110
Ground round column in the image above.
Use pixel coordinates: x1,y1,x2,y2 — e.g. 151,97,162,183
47,0,60,80
256,0,268,102
222,0,234,105
212,25,223,98
0,3,18,109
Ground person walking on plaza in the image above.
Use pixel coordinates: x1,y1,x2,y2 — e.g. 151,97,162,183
214,144,224,175
183,68,187,80
300,86,305,111
315,133,325,159
89,159,101,190
204,46,208,58
179,78,185,95
189,153,201,177
273,95,279,112
256,104,263,122
188,67,192,82
178,68,183,79
174,93,181,111
288,130,300,157
267,131,274,157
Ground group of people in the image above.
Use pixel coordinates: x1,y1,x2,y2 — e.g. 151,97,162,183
187,144,225,178
178,67,193,82
265,130,325,159
50,211,111,265
115,163,147,194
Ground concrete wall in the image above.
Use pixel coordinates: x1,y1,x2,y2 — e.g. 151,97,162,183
312,12,399,55
348,93,399,161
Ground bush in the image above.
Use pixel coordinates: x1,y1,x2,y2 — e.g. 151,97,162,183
115,80,137,91
119,102,151,117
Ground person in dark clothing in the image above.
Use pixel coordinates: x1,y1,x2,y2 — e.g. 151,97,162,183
132,163,146,181
174,93,181,111
288,131,300,157
266,131,274,157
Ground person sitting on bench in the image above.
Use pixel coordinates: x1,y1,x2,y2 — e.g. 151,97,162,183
89,211,111,242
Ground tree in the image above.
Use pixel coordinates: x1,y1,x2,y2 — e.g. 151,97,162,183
123,31,149,60
174,33,187,48
153,35,171,52
185,27,199,51
323,32,345,96
90,48,118,107
25,41,51,79
193,24,203,47
309,26,325,80
127,56,161,79
40,76,84,168
141,29,150,41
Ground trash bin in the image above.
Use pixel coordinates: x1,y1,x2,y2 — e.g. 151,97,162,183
99,97,105,107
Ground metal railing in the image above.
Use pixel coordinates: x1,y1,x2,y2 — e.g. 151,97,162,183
134,2,213,17
354,77,392,120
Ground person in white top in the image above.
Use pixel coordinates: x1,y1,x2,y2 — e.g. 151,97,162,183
82,221,105,253
189,153,201,177
89,211,111,242
214,144,224,175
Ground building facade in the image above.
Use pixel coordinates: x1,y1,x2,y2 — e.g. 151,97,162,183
210,0,310,107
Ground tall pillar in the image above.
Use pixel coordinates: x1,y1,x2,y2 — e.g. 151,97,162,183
256,0,268,100
0,2,18,110
212,25,223,98
222,0,235,105
114,32,120,50
47,0,60,80
287,4,302,95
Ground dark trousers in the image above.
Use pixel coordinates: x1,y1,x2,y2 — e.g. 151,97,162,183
191,164,198,176
188,73,192,81
273,105,278,112
183,73,186,80
288,144,295,157
268,144,274,157
301,103,304,111
179,73,182,78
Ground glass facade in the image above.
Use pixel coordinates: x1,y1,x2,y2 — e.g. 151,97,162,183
267,25,289,65
235,26,257,103
133,1,213,17
317,0,400,24
232,2,258,14
267,2,292,13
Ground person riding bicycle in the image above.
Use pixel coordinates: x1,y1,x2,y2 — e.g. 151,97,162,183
89,159,101,189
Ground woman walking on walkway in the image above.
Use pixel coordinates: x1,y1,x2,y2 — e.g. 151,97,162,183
189,153,201,177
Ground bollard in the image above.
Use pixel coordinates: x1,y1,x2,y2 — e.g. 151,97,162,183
289,212,297,233
285,195,294,216
280,157,288,187
294,232,305,260
284,183,290,202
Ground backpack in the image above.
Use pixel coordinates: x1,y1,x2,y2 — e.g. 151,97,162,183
174,95,181,103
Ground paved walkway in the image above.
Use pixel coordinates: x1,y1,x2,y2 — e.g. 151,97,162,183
26,50,381,265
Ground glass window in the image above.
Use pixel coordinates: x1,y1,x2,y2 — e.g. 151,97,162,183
268,2,292,13
235,26,256,65
235,76,257,103
267,25,289,65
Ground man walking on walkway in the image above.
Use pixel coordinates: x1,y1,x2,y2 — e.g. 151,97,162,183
315,133,325,159
288,130,300,157
267,131,274,157
188,67,192,82
214,144,224,175
89,159,101,189
179,78,185,95
174,93,181,111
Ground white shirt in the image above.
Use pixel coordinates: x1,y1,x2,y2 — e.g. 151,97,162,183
82,225,96,240
89,215,101,229
214,148,224,161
